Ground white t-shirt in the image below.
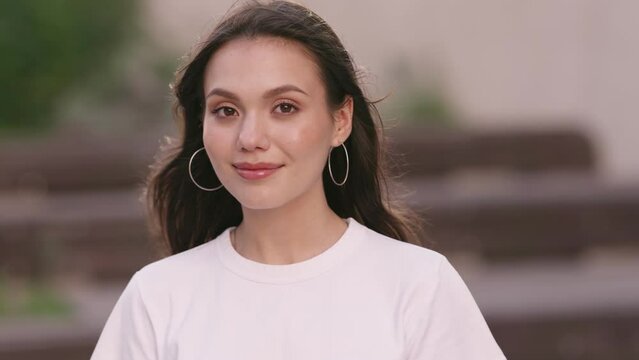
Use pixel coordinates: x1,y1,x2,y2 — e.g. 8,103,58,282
91,217,506,360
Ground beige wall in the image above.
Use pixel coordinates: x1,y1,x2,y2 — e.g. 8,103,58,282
144,0,639,181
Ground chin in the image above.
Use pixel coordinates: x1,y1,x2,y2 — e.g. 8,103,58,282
229,187,293,211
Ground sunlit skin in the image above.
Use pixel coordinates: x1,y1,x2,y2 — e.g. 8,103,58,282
202,36,353,265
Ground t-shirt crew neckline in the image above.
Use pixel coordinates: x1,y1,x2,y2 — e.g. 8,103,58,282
214,217,363,284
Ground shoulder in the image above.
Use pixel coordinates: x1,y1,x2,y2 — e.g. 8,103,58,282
356,222,446,280
131,237,218,297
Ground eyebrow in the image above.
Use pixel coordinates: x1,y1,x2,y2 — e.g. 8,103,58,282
205,84,309,100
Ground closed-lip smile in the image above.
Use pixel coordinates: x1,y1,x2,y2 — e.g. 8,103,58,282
232,162,284,180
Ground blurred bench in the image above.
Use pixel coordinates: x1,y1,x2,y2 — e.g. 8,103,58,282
386,127,595,176
0,130,159,192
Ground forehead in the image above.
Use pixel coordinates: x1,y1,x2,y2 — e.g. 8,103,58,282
203,36,323,95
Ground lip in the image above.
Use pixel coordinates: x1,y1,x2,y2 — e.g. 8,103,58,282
233,162,284,180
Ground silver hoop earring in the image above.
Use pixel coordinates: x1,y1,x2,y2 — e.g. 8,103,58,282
188,147,224,191
328,143,349,186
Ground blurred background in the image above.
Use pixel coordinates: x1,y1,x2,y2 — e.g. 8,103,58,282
1,0,638,359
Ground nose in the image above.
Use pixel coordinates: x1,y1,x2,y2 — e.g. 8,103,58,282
236,111,270,152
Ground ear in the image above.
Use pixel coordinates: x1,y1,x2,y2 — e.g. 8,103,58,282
331,95,354,147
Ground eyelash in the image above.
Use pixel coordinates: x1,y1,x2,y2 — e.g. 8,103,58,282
211,101,298,118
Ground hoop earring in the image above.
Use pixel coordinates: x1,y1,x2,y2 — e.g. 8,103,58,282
328,143,349,186
188,147,224,191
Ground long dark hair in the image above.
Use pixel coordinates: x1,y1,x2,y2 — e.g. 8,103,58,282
144,0,425,256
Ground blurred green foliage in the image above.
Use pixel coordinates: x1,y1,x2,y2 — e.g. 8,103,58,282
0,0,138,135
383,86,456,128
394,87,455,127
383,56,456,128
0,273,72,319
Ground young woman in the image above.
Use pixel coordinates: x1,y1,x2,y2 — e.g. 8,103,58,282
91,1,506,359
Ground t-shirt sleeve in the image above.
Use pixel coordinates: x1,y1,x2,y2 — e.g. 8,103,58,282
404,256,507,360
90,271,158,360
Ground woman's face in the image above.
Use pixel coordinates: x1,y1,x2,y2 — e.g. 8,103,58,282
202,36,352,210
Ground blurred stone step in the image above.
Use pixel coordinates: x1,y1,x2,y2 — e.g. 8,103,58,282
455,253,639,360
401,174,639,260
0,281,125,360
492,313,639,360
0,189,157,282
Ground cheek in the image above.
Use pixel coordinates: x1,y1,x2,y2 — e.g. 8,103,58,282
282,119,332,159
203,124,233,165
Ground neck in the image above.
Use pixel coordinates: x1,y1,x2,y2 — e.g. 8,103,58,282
232,183,347,265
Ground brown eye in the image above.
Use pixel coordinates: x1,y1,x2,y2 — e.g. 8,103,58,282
274,102,297,114
213,106,238,117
